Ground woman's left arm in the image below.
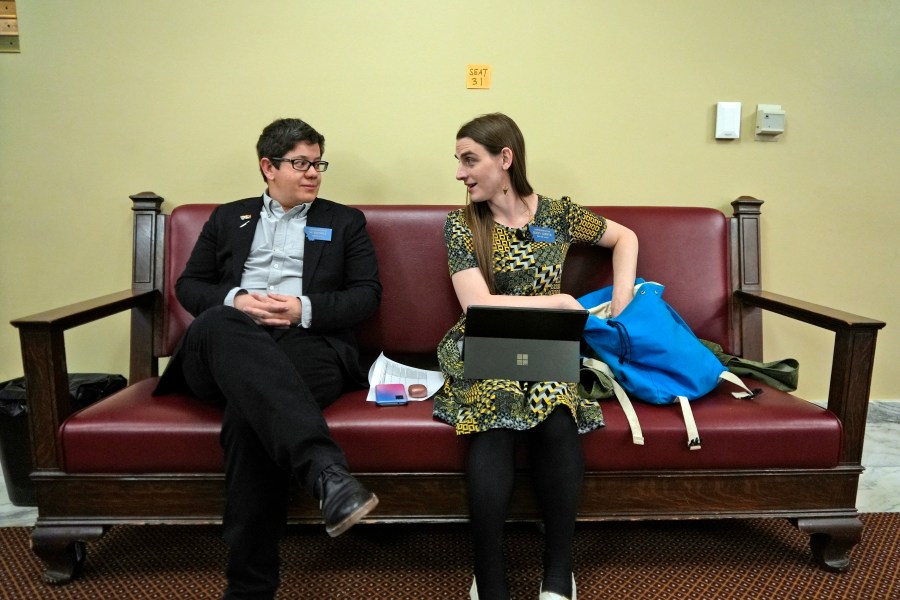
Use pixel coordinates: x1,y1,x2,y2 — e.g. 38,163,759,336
597,219,639,317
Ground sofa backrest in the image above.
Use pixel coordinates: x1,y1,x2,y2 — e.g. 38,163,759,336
162,204,214,357
162,203,732,358
351,205,459,355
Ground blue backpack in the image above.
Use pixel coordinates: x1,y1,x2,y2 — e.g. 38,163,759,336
578,280,754,449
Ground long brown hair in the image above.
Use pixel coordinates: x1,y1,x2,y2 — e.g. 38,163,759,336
457,113,534,293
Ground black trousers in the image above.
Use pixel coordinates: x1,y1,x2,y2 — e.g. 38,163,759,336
174,306,349,599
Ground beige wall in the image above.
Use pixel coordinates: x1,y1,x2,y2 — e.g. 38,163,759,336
1,1,897,401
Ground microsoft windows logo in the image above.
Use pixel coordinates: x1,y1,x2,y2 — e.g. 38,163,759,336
516,353,529,366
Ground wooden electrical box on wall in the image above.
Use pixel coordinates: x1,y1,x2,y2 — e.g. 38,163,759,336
1,1,19,53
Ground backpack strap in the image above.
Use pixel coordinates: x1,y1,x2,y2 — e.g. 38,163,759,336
582,357,644,445
678,372,757,450
584,357,699,449
719,370,760,399
677,396,702,450
582,360,762,451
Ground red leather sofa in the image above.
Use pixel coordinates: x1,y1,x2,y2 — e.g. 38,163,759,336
12,193,885,583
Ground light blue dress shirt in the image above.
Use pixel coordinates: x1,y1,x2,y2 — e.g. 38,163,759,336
225,193,313,327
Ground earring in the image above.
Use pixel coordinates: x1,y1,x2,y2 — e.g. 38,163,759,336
502,185,509,195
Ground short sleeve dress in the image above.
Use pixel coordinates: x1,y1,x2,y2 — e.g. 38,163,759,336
433,195,608,436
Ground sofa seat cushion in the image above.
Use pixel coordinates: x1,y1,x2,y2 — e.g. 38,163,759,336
60,378,842,474
60,379,225,473
58,378,466,474
586,386,842,470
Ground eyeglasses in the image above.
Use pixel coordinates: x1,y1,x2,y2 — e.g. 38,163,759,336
273,157,329,172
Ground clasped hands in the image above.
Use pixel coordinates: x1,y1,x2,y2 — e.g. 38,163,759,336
234,292,302,328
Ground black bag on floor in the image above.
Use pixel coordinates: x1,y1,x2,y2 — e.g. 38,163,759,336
0,373,127,506
0,373,127,415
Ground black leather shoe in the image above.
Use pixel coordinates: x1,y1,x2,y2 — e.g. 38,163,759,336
316,465,379,537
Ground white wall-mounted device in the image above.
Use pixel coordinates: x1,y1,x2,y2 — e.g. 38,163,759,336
756,104,785,140
715,102,742,139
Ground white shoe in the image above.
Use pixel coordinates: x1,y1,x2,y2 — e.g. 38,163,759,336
470,576,478,600
539,573,576,600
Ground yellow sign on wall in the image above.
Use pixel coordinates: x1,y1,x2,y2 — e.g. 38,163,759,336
466,64,491,89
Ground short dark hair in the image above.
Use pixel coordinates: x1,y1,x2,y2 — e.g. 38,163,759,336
256,118,325,182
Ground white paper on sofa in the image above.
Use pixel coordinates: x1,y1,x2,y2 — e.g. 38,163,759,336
366,353,445,402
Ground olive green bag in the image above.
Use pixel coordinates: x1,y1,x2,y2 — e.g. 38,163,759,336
700,340,799,392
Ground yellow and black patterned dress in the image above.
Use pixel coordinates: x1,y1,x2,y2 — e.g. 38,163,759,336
433,195,608,435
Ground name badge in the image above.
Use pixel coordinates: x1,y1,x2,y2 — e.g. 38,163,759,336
305,226,333,242
529,226,556,243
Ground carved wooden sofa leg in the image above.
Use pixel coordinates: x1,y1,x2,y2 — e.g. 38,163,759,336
794,516,863,572
31,525,105,584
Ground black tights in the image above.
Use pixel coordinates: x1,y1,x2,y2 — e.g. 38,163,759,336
467,409,584,600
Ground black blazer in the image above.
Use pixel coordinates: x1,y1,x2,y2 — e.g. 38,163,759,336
157,195,382,392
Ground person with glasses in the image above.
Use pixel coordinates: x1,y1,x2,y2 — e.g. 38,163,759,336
433,113,639,600
155,118,382,600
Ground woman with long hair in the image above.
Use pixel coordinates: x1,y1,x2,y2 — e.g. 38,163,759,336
433,113,639,600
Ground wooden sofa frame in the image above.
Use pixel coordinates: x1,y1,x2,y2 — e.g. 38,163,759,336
12,192,886,583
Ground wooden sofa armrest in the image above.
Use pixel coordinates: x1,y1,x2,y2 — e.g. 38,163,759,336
734,289,886,466
10,289,159,470
735,290,885,331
